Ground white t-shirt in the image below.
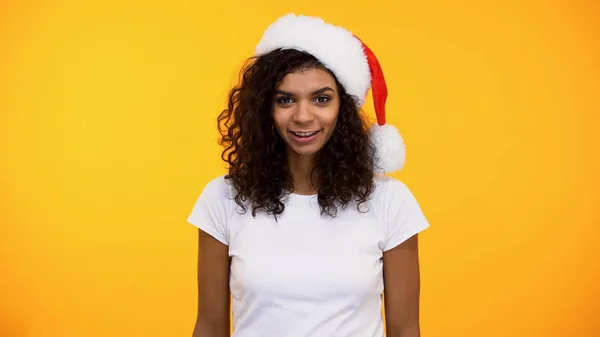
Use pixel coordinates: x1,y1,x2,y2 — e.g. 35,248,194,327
188,175,430,337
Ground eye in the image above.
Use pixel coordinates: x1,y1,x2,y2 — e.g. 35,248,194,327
315,96,330,104
276,96,294,105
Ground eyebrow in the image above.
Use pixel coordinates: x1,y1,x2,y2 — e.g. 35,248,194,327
275,87,336,96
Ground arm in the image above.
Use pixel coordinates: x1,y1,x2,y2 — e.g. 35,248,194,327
192,229,231,337
383,234,422,337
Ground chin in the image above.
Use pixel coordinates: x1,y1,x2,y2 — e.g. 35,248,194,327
287,145,322,157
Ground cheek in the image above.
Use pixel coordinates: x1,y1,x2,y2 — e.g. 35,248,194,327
272,109,286,131
323,106,340,130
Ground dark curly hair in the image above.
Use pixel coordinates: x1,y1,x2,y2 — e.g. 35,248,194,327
218,48,376,218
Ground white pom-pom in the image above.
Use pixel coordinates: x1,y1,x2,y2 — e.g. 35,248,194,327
369,124,406,173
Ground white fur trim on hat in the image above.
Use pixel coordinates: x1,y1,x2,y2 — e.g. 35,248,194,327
255,13,371,106
369,124,406,173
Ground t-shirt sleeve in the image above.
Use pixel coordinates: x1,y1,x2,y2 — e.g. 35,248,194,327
187,176,231,246
381,178,430,252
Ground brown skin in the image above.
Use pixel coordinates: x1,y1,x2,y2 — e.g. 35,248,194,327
272,67,340,194
192,230,230,337
383,234,422,337
193,66,422,336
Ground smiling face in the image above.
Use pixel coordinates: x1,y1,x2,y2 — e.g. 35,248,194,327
272,67,340,160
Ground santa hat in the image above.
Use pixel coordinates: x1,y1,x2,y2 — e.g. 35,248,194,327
255,13,406,173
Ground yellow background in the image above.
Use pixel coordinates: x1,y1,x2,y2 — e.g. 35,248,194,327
1,0,599,336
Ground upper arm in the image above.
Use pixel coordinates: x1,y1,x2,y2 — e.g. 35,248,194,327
187,177,232,337
383,234,421,337
194,229,230,337
379,178,429,337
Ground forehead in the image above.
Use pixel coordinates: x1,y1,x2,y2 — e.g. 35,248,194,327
277,67,337,93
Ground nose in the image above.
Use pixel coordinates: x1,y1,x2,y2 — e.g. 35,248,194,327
292,100,315,124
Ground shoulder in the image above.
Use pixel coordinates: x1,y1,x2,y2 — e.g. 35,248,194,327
196,174,238,219
372,175,415,202
200,174,235,200
187,175,236,245
372,175,430,251
370,175,422,217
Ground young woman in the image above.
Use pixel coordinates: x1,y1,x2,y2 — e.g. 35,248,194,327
188,13,430,337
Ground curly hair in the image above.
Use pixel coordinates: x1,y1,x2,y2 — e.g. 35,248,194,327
218,48,376,218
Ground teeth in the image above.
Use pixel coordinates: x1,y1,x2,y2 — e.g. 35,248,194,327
292,131,317,137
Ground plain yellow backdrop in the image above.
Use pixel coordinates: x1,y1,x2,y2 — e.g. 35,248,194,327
1,0,599,336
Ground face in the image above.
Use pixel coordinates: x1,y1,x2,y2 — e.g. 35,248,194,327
272,67,340,159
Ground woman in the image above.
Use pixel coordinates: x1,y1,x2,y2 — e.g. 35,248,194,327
188,13,430,337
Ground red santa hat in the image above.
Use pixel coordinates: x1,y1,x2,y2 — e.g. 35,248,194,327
255,13,406,173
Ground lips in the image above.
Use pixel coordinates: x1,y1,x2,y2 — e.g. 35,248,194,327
289,130,320,138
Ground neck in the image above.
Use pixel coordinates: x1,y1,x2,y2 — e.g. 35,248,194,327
286,152,318,195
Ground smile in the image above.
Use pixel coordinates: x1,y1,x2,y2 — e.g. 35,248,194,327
289,130,320,138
